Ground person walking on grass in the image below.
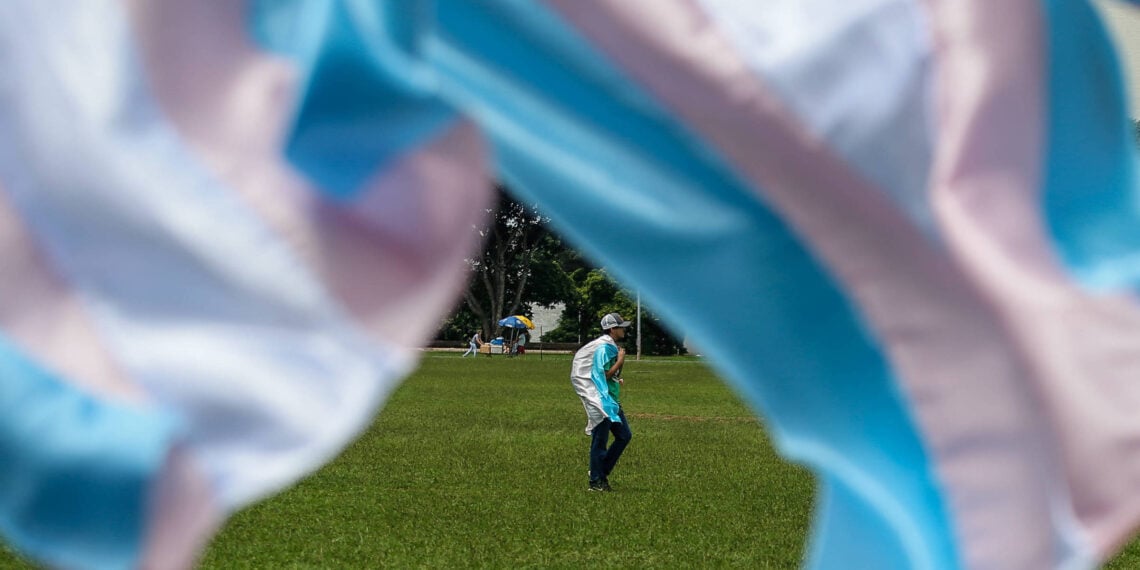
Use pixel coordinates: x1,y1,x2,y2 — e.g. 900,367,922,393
462,330,483,358
570,312,632,492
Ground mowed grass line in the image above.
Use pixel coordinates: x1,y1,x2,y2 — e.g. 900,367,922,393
198,354,814,568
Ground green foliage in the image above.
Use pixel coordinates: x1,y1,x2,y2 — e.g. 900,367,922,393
524,233,579,308
544,268,686,356
441,185,577,340
435,299,482,342
436,184,681,355
0,544,32,569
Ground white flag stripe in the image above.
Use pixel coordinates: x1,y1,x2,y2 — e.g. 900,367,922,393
695,0,939,237
0,184,139,403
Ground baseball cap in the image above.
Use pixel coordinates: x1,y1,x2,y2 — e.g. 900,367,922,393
600,312,631,330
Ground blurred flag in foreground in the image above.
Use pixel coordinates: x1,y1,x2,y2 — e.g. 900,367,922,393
4,0,1140,568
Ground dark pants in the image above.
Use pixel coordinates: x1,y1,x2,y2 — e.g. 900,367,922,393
590,409,632,482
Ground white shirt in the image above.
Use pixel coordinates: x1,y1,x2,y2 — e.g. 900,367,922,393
570,335,621,435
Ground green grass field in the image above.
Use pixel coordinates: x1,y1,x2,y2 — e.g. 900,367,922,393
199,353,814,568
4,353,1140,568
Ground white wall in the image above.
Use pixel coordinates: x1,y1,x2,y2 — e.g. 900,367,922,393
529,303,564,341
1097,1,1140,116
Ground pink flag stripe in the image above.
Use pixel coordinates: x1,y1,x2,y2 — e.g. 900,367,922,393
129,0,494,350
138,446,220,570
548,0,1087,567
925,0,1140,560
0,184,141,403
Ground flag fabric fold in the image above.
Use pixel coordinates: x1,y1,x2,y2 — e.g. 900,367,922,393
4,0,1140,569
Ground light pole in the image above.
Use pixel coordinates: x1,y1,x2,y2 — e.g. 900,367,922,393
636,291,642,361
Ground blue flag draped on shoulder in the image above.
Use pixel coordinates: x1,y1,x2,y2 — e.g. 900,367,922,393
4,0,1140,568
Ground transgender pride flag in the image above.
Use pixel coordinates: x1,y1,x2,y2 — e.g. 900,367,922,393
3,0,1140,568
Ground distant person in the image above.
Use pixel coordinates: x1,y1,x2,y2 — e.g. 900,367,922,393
569,312,632,491
515,333,527,356
462,331,483,358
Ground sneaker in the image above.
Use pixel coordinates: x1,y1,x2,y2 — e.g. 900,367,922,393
599,479,613,492
588,480,605,492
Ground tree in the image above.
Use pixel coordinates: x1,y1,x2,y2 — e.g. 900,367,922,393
543,268,686,356
435,185,680,355
453,185,575,340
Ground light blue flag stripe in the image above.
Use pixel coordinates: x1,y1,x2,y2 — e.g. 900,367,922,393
0,336,177,570
429,6,958,567
1042,0,1140,290
252,0,455,198
252,1,961,567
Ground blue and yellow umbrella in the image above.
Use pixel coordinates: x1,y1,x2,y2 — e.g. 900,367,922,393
497,315,535,329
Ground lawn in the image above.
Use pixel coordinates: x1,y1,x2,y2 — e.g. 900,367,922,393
199,353,814,568
5,353,1140,568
